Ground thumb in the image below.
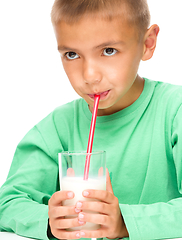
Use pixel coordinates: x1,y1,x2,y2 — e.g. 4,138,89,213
106,168,113,194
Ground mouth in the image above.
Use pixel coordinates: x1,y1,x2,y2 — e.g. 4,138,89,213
88,90,110,100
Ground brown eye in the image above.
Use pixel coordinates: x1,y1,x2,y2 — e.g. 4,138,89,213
65,52,79,60
103,48,117,56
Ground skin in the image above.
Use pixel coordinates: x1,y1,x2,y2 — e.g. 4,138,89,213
48,169,127,239
48,14,159,239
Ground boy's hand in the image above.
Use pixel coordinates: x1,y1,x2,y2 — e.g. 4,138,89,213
75,169,129,239
48,191,84,239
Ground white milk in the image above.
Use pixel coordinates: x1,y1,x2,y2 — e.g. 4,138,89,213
61,176,106,231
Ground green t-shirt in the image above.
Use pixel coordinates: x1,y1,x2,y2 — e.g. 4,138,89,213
0,78,182,240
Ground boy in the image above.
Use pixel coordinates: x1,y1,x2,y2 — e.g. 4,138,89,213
0,0,182,239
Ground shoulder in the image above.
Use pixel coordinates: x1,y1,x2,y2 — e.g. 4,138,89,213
33,98,84,158
52,98,83,121
146,79,182,109
148,79,182,123
153,80,182,101
35,98,83,129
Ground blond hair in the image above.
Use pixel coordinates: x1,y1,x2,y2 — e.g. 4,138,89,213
51,0,150,35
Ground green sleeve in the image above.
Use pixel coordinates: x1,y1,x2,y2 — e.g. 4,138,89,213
120,198,182,240
0,113,62,240
119,104,182,240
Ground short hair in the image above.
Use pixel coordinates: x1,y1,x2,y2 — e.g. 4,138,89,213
51,0,150,36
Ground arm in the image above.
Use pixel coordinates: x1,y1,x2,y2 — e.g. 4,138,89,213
0,122,60,240
120,104,182,240
119,197,182,240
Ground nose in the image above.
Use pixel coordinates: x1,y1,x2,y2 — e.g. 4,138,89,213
83,59,102,84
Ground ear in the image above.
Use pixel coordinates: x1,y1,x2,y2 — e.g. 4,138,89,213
142,24,160,61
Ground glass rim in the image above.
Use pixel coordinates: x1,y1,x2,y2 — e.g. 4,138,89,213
59,150,105,156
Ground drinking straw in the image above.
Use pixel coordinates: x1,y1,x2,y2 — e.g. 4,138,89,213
83,94,100,180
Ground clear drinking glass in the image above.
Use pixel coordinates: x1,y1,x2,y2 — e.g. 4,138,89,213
59,151,106,231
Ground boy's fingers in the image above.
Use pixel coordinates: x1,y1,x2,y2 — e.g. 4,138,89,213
67,168,75,176
81,169,114,204
78,212,110,226
78,228,105,239
51,229,83,240
49,205,77,218
82,189,114,204
49,191,74,206
106,168,113,194
76,201,111,215
52,217,85,229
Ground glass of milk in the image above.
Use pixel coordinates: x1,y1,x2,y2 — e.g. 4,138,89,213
59,151,106,231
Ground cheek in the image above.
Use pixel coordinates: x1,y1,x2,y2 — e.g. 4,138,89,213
103,61,130,84
62,62,73,77
101,59,124,79
103,54,136,80
62,62,81,82
104,60,139,91
120,54,141,80
62,63,85,96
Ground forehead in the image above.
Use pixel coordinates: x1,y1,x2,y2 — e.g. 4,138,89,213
54,16,138,50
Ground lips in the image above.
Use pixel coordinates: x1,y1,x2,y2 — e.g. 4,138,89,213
88,90,110,100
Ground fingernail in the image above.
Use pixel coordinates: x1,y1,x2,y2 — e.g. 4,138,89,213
83,191,89,197
67,192,73,198
78,220,85,225
76,201,82,208
75,208,81,213
78,212,84,219
80,231,85,236
76,232,80,238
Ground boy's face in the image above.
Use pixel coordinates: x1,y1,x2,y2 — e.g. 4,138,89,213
54,16,145,115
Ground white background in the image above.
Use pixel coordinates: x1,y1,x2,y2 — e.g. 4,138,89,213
0,0,181,187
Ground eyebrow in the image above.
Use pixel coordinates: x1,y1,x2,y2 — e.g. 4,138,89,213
95,41,125,49
58,46,77,52
58,40,125,52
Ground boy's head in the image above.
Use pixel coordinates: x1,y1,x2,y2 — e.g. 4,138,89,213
51,0,159,116
51,0,151,39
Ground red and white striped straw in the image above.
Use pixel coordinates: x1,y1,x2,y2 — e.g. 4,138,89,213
83,95,100,180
